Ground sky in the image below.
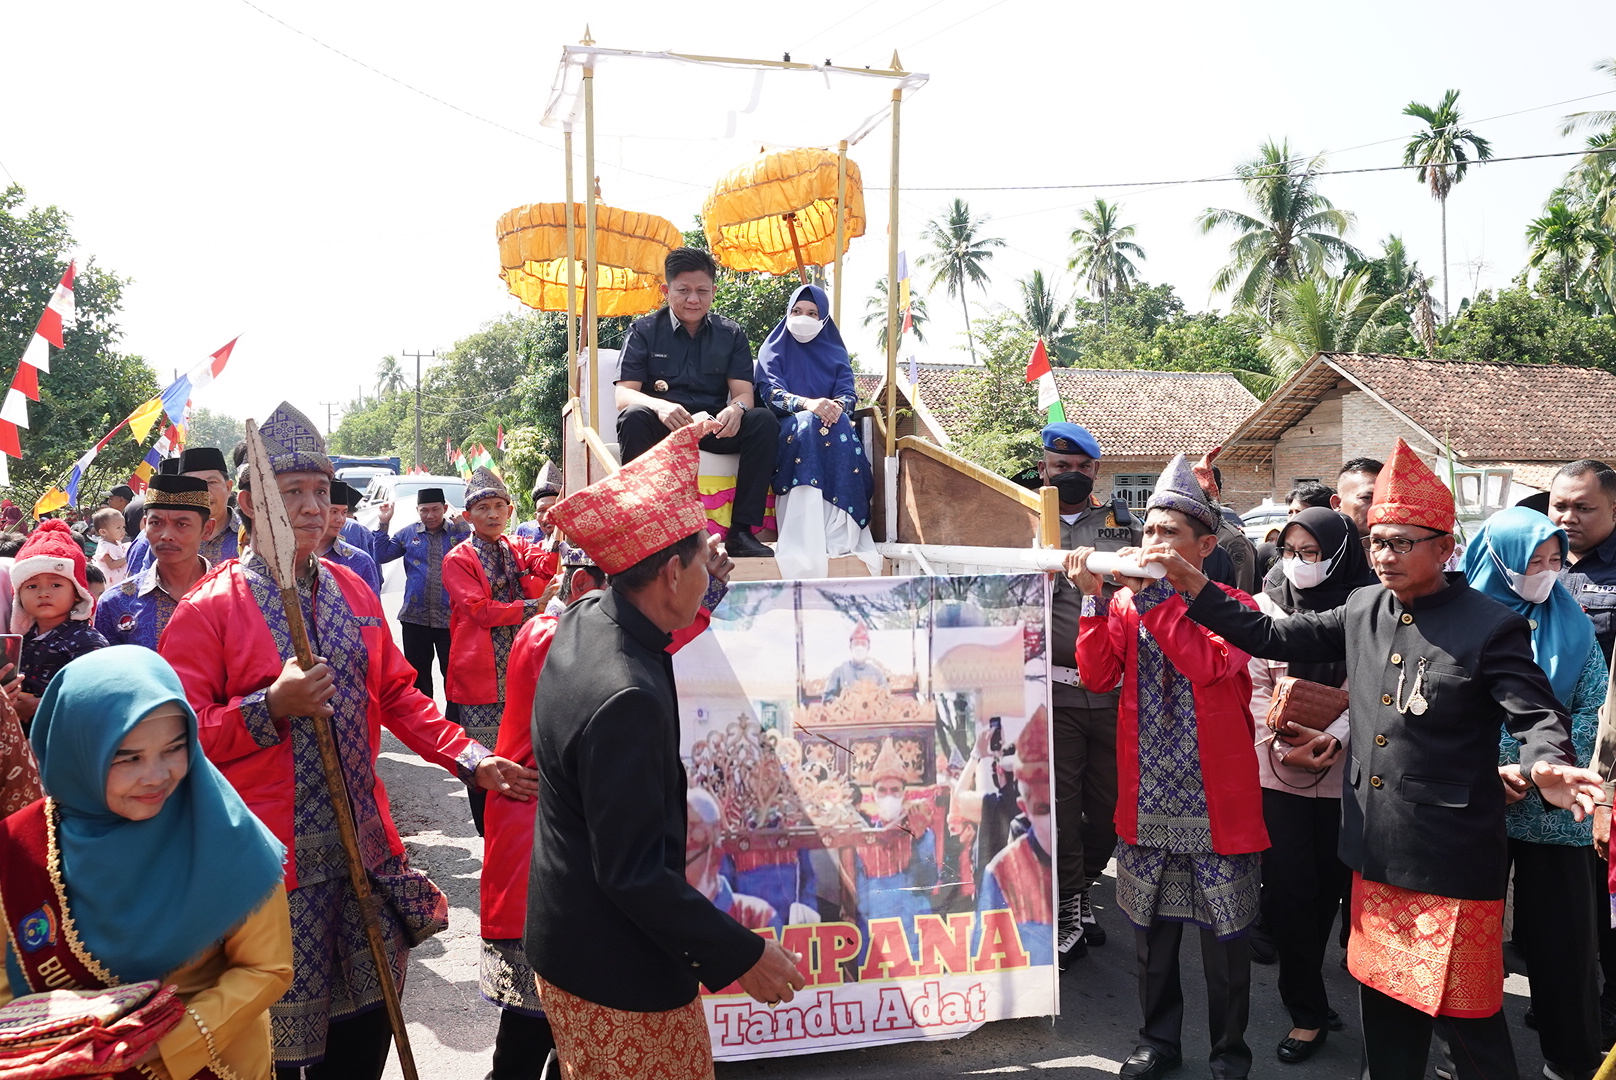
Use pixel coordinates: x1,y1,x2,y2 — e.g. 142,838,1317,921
4,0,1616,439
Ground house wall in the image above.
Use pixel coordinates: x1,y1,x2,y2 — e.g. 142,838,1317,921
1273,391,1345,492
1340,388,1443,466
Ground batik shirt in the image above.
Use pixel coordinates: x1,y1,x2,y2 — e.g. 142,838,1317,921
1500,643,1605,846
373,519,471,628
471,534,528,699
322,538,381,596
92,557,209,651
18,621,108,696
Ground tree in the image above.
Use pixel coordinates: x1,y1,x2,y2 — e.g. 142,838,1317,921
1259,270,1406,376
1199,140,1358,317
863,276,929,355
186,407,244,452
920,199,1004,363
1561,57,1616,140
1068,198,1145,326
1526,202,1613,304
374,354,408,398
1403,89,1494,317
0,186,160,510
1439,287,1616,370
1009,270,1076,363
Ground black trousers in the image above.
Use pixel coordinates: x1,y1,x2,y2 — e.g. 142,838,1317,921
1592,846,1616,1000
400,620,459,724
490,1009,556,1080
617,404,778,528
1359,983,1518,1080
1261,789,1350,1031
274,1005,393,1080
1510,838,1601,1072
1135,920,1253,1078
1052,703,1119,897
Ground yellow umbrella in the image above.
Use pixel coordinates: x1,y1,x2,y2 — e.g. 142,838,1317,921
496,202,682,317
702,148,865,279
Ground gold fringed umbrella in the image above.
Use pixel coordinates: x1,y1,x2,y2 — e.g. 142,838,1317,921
702,148,865,279
496,202,682,317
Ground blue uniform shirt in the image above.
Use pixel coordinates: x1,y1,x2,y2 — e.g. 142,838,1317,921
323,537,382,596
373,519,472,628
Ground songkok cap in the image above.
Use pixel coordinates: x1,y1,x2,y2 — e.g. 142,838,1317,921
416,487,446,505
10,520,94,633
257,402,333,477
1007,708,1050,783
1368,438,1455,534
546,424,707,575
108,485,134,501
1147,453,1219,532
1040,422,1102,459
868,737,909,786
144,474,212,517
158,458,182,476
178,447,229,477
465,467,510,508
849,621,870,645
532,460,562,500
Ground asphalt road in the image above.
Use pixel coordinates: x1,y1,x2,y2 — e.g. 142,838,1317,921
374,591,1540,1080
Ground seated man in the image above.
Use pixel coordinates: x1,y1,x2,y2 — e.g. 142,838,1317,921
614,245,779,559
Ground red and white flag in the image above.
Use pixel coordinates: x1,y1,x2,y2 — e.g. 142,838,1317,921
1,262,76,457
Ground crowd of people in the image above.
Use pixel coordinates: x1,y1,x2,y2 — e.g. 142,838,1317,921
0,244,1611,1080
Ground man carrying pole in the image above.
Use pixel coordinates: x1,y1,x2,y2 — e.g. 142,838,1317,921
162,402,537,1080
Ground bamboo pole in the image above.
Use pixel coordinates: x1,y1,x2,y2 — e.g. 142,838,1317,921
564,127,578,399
1038,486,1061,549
784,213,809,284
833,141,848,327
883,65,902,459
584,62,600,438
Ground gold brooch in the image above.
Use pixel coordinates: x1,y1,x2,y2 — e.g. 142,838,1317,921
653,379,669,393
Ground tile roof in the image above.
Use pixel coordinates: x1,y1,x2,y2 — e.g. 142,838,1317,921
1220,353,1616,464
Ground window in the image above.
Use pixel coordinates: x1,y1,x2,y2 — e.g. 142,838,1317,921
1291,477,1320,487
1112,474,1156,510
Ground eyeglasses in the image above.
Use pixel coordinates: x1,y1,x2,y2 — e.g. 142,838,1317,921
1362,533,1448,555
1277,546,1325,564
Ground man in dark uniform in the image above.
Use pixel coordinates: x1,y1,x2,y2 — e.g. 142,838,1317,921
614,246,780,559
1036,421,1142,967
1154,439,1602,1080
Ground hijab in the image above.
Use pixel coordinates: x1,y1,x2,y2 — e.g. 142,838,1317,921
754,283,856,404
1264,507,1378,686
27,645,285,984
1461,507,1595,706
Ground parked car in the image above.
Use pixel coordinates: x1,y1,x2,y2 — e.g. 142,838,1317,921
335,465,395,494
354,474,467,594
1240,499,1290,543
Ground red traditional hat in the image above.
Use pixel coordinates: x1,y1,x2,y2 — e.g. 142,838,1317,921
1367,438,1455,534
546,425,707,574
1010,707,1050,783
849,621,870,645
10,520,95,633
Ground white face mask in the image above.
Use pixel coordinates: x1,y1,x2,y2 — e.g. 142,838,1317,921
786,314,824,343
1507,568,1558,605
875,795,904,823
1281,554,1333,590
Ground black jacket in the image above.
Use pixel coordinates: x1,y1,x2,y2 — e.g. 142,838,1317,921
524,588,764,1011
1187,573,1573,901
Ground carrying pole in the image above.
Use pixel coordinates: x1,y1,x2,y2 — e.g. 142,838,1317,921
883,56,903,459
564,126,578,399
584,59,600,437
833,140,848,327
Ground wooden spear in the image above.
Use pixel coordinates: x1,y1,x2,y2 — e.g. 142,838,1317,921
242,419,420,1080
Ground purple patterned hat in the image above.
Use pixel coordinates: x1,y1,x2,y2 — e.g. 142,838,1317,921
1147,453,1218,531
258,402,332,476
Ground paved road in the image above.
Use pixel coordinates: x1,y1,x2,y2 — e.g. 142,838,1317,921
374,592,1538,1080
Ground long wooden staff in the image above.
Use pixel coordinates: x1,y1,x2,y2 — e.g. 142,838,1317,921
243,419,419,1080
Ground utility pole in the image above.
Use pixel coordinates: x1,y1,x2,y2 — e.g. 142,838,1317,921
319,401,341,435
401,350,437,471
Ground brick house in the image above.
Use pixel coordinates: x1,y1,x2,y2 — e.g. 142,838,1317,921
860,365,1261,511
1217,352,1616,515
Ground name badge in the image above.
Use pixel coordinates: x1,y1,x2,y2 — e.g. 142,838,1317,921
1096,528,1134,542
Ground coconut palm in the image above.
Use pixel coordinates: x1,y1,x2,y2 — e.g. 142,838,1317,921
1526,202,1614,303
920,198,1005,363
1561,57,1616,138
1068,198,1145,326
1198,139,1358,318
1259,270,1406,376
863,276,930,355
1010,270,1077,364
1403,89,1494,317
374,354,408,398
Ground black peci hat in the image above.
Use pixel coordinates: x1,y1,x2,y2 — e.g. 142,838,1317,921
179,447,229,477
416,487,446,505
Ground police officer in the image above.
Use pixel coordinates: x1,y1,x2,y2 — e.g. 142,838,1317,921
1037,421,1142,968
613,246,780,559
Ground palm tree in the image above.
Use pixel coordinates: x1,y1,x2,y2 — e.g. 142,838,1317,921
1526,202,1614,303
375,354,408,398
1561,57,1616,138
1259,269,1406,376
863,276,930,355
1198,139,1358,318
1010,270,1076,364
1068,198,1145,326
920,198,1005,363
1403,89,1494,317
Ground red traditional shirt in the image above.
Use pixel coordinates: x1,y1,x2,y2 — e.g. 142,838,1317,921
442,534,556,705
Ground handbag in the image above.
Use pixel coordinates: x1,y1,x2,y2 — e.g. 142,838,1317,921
1264,676,1350,734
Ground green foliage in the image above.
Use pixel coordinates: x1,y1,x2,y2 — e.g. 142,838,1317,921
946,315,1044,479
0,186,161,509
920,199,1005,363
186,407,243,452
1403,90,1494,203
1526,202,1613,306
1069,198,1145,324
1259,270,1408,377
864,275,929,354
1009,270,1077,364
1438,287,1616,369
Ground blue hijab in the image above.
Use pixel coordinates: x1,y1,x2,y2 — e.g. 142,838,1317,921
754,283,856,404
1461,507,1595,706
26,646,285,984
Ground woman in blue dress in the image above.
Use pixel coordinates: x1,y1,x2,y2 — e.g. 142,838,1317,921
755,283,877,578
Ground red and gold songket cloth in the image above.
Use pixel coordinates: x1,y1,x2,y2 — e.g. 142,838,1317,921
537,977,715,1080
1346,873,1505,1018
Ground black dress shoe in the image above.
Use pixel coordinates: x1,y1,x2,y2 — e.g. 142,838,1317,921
1327,1008,1344,1032
725,527,774,558
1276,1028,1327,1064
1118,1045,1181,1080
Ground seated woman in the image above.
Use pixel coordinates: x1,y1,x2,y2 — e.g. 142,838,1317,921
755,283,877,578
0,646,292,1080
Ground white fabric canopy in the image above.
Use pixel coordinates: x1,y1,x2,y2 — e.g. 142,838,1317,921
542,47,928,147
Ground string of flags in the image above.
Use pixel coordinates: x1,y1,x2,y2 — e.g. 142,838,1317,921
0,263,77,483
447,441,496,480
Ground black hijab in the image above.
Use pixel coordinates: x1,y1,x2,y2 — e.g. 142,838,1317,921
1264,507,1378,686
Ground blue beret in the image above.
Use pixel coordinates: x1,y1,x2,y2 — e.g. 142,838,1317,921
1040,422,1101,459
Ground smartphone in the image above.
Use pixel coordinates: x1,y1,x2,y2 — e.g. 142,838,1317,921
0,635,20,680
987,715,1002,755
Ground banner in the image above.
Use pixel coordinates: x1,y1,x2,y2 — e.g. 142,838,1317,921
673,574,1055,1060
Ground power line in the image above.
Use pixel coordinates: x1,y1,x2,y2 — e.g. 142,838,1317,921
833,0,955,60
897,0,1017,52
790,0,883,54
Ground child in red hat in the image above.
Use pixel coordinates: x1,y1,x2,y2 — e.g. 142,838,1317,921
9,519,108,725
